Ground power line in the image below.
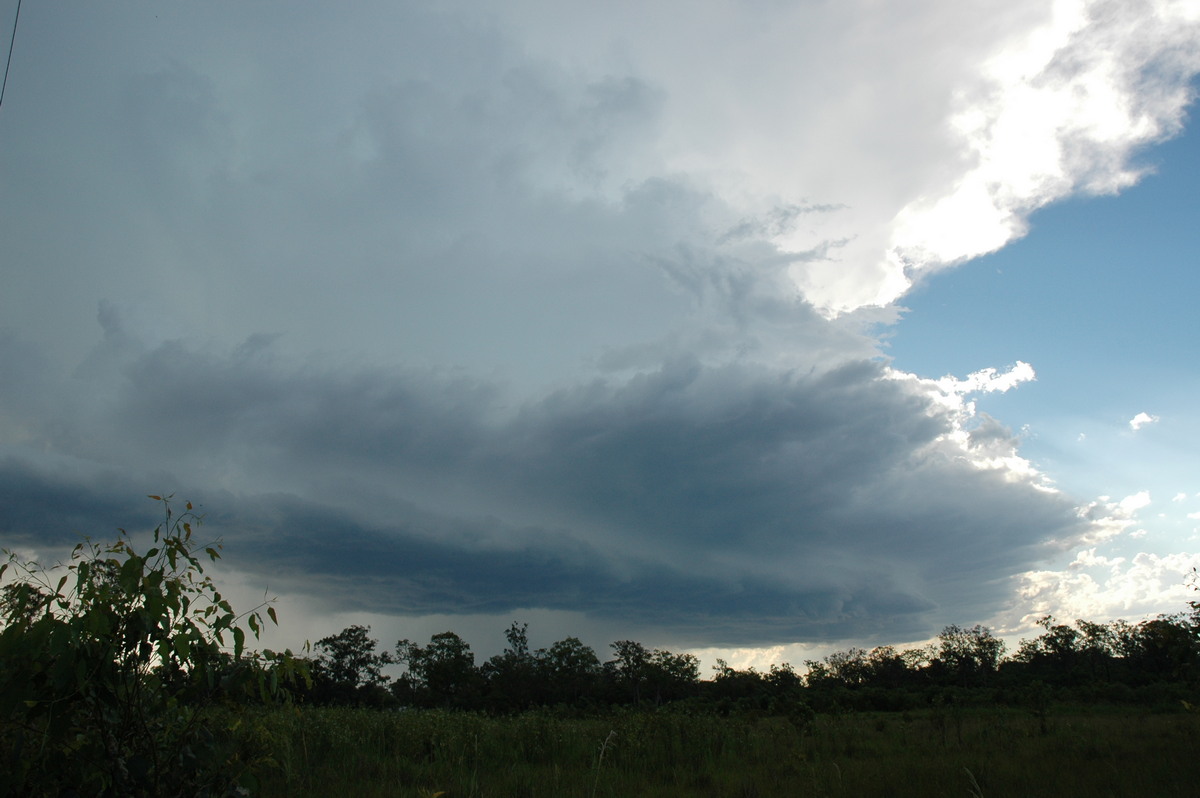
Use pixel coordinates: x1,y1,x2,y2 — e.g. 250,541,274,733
1,0,22,111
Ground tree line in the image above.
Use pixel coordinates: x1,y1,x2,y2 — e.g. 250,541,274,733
2,496,1198,796
303,604,1200,714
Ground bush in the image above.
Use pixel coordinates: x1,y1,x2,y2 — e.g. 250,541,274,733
0,495,305,797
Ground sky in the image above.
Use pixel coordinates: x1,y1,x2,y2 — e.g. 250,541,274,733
1,1,1199,668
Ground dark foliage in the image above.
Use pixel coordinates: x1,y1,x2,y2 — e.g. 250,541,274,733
0,497,306,797
292,596,1200,718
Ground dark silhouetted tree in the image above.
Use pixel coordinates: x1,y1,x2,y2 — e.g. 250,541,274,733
396,631,481,707
541,636,602,705
932,624,1005,687
482,622,541,711
606,640,652,704
312,624,394,705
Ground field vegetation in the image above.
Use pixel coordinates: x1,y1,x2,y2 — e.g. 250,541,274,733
251,703,1200,797
2,499,1199,796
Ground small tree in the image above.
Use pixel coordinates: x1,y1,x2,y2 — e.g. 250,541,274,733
644,648,700,704
0,495,303,797
481,622,541,711
606,640,652,704
603,641,698,706
933,624,1006,687
312,624,394,704
395,631,481,708
541,636,602,705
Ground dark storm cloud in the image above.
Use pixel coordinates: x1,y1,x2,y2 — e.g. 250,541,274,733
0,457,936,646
0,331,1090,645
0,462,156,547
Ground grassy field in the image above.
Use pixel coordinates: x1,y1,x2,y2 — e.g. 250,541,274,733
243,704,1200,797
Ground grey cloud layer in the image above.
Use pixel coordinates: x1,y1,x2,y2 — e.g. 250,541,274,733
0,332,1088,645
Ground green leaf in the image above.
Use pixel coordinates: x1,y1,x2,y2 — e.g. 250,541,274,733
3,493,299,792
267,606,278,625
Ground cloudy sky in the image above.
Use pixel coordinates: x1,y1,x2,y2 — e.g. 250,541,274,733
2,1,1199,664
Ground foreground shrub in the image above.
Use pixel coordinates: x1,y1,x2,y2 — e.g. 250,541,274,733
0,496,304,797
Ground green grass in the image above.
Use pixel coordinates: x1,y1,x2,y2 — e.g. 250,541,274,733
246,705,1200,797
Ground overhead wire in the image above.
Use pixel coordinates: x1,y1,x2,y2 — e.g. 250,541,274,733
1,0,22,111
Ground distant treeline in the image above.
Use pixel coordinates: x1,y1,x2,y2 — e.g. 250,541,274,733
297,605,1200,714
5,498,1196,797
3,495,1199,798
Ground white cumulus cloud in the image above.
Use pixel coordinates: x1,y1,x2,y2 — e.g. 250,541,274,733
1119,491,1153,513
888,0,1200,308
1130,412,1160,431
1016,548,1200,626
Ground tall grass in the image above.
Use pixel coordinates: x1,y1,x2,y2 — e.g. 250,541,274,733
250,705,1200,797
